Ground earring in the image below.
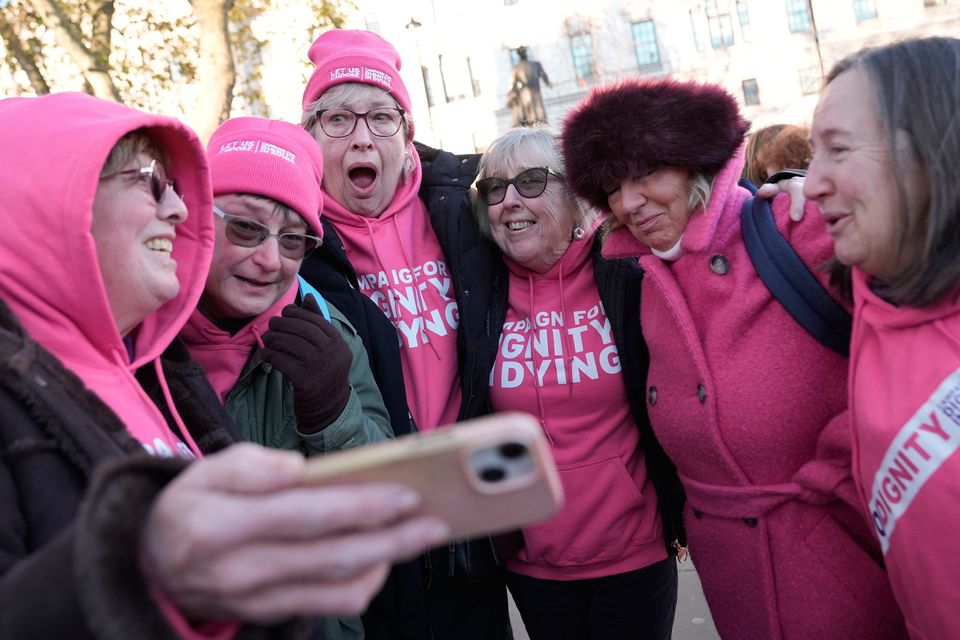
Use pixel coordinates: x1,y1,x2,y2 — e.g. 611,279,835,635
572,225,586,240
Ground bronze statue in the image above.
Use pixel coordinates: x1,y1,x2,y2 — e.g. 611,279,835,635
509,46,551,126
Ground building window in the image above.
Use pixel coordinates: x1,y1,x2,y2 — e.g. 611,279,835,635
421,66,436,108
736,0,751,42
570,32,596,82
466,57,481,97
631,20,661,67
706,0,735,48
799,66,821,94
689,9,702,52
853,0,877,21
742,78,760,105
440,55,474,103
785,0,812,32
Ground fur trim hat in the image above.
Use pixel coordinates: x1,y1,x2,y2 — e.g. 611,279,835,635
562,78,749,212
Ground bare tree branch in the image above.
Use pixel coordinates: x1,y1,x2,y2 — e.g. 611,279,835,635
24,0,119,100
189,0,235,142
0,8,50,92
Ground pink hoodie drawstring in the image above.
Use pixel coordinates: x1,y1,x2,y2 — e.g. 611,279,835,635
153,358,204,459
526,273,555,445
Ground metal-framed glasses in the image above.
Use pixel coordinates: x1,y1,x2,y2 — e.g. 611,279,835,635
113,159,181,203
213,205,322,259
475,167,564,206
316,108,405,138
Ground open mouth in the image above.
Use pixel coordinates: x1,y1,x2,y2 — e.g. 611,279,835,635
349,166,378,189
507,221,536,231
145,238,174,254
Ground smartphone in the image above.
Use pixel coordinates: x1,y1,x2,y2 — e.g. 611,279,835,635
301,412,564,540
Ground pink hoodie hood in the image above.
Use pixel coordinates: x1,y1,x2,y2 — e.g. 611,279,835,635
0,93,214,456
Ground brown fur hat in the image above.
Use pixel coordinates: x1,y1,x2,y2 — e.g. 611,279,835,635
561,78,750,212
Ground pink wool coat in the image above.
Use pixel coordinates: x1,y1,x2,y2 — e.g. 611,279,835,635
603,148,906,640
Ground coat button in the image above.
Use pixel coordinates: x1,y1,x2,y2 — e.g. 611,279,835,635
743,518,758,527
697,384,706,404
710,254,730,275
648,386,658,406
693,509,703,519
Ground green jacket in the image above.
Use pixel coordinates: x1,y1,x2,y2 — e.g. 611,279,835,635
224,301,391,640
224,301,393,454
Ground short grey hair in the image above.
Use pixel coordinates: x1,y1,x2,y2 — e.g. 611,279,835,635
474,125,595,237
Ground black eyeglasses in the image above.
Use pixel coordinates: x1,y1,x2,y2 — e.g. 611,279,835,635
213,205,322,259
316,108,405,138
113,159,181,203
475,167,564,206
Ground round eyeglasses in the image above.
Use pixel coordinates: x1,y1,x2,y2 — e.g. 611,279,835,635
213,205,322,259
475,167,564,206
316,108,405,138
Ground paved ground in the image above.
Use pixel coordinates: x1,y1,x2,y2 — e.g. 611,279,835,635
508,558,720,639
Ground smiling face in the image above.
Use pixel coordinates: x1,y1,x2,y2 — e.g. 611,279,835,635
804,68,929,278
199,194,307,322
606,167,693,251
484,152,575,273
92,152,187,337
310,84,407,218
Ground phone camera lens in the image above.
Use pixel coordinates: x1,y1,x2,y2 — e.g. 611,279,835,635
480,467,506,482
499,442,528,459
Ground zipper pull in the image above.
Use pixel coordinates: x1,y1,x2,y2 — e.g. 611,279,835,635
672,539,688,564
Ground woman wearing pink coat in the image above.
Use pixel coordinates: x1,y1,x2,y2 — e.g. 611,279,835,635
562,80,905,639
804,37,960,640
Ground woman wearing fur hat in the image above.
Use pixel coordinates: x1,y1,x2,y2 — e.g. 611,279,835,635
470,125,684,639
0,93,449,638
563,80,906,639
297,29,510,640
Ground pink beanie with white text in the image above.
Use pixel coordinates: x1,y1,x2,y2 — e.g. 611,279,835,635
207,117,324,237
302,29,413,137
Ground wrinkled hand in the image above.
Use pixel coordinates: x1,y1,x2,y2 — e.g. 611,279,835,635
757,175,807,222
141,444,450,623
260,295,352,433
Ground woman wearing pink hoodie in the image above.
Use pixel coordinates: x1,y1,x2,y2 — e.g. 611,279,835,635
562,80,906,638
470,126,683,639
804,37,960,640
0,92,448,639
297,29,508,640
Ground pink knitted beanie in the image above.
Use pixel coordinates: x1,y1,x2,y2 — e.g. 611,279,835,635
207,117,324,236
302,29,413,136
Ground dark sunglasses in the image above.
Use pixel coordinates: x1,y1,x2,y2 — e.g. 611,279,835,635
213,205,321,259
114,159,181,203
475,167,564,206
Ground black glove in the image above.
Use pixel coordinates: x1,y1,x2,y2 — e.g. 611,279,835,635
260,295,352,433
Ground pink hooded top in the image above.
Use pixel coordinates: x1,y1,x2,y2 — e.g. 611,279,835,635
490,221,664,580
322,149,461,430
849,268,960,640
0,93,214,459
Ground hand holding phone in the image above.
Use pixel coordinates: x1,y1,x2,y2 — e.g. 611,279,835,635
301,412,564,541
